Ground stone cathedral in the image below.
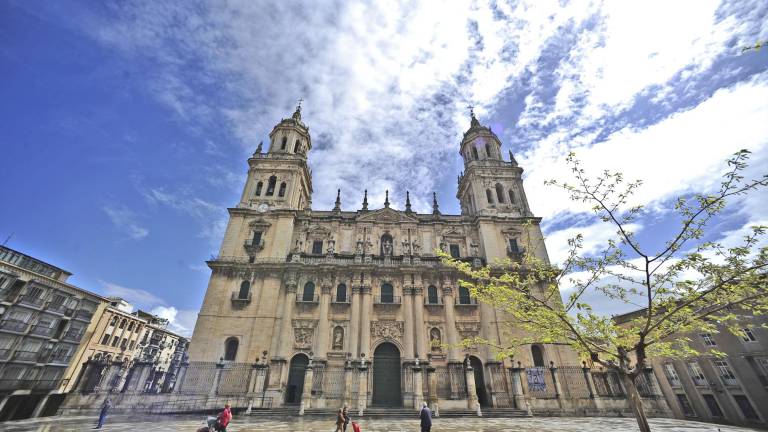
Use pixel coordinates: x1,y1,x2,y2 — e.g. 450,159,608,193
188,104,579,411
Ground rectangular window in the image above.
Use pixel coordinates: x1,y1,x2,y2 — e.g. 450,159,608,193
702,394,723,418
111,336,120,347
449,244,460,258
676,394,696,417
687,362,707,386
312,240,323,255
509,238,519,253
664,363,682,387
714,360,737,386
101,334,111,345
252,231,262,245
129,341,135,350
741,328,757,342
701,333,716,346
733,395,759,420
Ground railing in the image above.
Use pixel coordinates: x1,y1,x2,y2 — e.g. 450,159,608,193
210,254,451,268
45,301,68,314
13,350,39,362
73,309,94,321
526,367,556,398
0,378,67,391
557,366,591,398
0,348,11,360
455,297,478,305
0,319,29,333
29,325,56,337
296,295,319,304
331,296,350,304
18,295,45,308
230,292,252,303
591,370,625,397
374,295,401,304
424,297,443,305
61,329,84,342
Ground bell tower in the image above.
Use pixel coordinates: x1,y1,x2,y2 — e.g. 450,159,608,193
238,102,313,211
456,110,532,217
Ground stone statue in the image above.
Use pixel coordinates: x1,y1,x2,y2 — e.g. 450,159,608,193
401,239,410,255
470,242,479,257
332,327,344,351
382,238,393,256
430,328,442,351
355,238,363,254
327,238,335,254
412,238,421,254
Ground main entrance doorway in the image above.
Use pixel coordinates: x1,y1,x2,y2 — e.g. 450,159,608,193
285,354,308,404
469,356,490,407
372,342,401,406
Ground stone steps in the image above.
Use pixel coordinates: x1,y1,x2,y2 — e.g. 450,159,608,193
247,406,529,419
479,408,531,418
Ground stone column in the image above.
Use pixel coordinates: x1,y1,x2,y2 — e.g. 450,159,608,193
550,362,564,409
359,286,372,358
173,362,189,394
413,363,424,410
343,361,354,407
413,287,426,358
357,360,369,416
349,286,361,358
299,364,314,415
402,287,415,359
583,363,603,410
314,283,333,359
277,281,298,359
427,365,439,417
465,362,481,415
442,287,460,361
479,303,499,361
210,362,225,397
510,363,531,415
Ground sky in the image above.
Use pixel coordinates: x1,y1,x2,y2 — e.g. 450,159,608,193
1,1,767,336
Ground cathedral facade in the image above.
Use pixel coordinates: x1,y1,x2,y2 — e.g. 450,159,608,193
188,105,579,409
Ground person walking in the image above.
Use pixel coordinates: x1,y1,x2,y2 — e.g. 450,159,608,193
94,398,112,429
334,408,345,432
342,406,350,432
419,401,432,432
214,403,232,431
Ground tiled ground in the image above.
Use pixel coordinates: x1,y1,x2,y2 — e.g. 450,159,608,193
0,415,759,432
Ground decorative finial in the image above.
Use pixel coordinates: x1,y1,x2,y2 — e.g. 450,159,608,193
509,149,518,166
362,189,368,211
432,192,440,215
467,104,475,118
297,97,303,109
255,141,263,155
333,189,341,212
405,191,412,213
467,104,481,128
292,98,303,121
384,190,390,208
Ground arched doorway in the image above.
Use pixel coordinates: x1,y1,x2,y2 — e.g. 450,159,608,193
285,354,308,404
372,343,401,406
469,356,490,407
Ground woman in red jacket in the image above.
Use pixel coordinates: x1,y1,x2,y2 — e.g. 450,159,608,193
215,404,232,431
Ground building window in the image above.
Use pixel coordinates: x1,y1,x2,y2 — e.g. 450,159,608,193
427,285,439,304
302,282,315,302
663,363,682,387
485,143,492,158
741,328,757,342
266,176,277,196
280,136,287,150
508,239,519,253
101,334,111,345
278,182,287,197
508,189,516,203
120,339,128,350
687,362,707,386
701,333,716,346
127,322,134,332
119,319,126,329
486,189,494,204
457,286,471,304
294,139,300,153
531,345,545,367
336,284,347,302
252,231,262,246
129,341,135,350
676,394,696,417
224,337,238,361
713,360,737,386
255,181,263,196
380,283,394,303
733,395,759,420
110,316,119,326
111,336,120,347
472,147,479,159
702,394,723,418
238,281,251,300
312,240,323,255
496,183,505,203
449,244,460,258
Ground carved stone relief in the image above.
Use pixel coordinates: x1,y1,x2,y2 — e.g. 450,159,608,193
371,320,404,340
456,321,481,339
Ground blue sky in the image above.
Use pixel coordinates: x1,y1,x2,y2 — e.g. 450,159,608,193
1,1,767,335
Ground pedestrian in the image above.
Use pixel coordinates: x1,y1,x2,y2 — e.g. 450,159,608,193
342,405,350,432
419,401,432,432
214,403,232,431
334,408,345,432
95,397,112,429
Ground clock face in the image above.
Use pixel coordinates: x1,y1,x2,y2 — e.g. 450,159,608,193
257,203,269,213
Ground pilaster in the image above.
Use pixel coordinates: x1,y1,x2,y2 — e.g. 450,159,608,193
402,287,415,359
278,281,298,359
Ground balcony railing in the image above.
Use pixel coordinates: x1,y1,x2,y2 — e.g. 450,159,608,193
455,297,479,306
61,329,84,342
374,295,401,305
244,238,265,253
45,301,68,314
296,295,319,304
18,295,45,308
0,378,67,391
73,309,94,321
231,292,252,304
29,325,56,337
721,376,738,386
47,352,72,365
424,297,443,305
0,348,11,361
0,319,29,333
506,246,526,261
331,296,350,304
12,350,39,362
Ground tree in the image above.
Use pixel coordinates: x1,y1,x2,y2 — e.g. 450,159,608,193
440,150,768,432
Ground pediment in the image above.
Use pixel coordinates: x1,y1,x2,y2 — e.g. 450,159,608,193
356,207,418,223
441,226,465,238
307,225,332,238
248,218,272,230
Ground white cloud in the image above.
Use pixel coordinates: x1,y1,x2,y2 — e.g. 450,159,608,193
546,222,643,267
100,280,165,308
150,306,197,337
102,205,149,240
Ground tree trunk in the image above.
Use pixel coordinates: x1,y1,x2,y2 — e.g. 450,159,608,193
621,372,651,432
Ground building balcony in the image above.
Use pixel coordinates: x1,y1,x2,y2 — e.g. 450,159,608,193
0,319,29,333
244,238,265,254
73,309,93,321
455,297,479,306
296,295,319,305
61,329,84,342
0,348,11,361
374,295,401,305
424,297,443,306
47,352,72,365
506,246,526,262
29,325,56,338
18,295,45,309
45,301,68,315
331,296,350,305
12,350,39,362
231,291,252,304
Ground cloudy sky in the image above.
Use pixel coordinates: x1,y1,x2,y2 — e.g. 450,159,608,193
1,1,766,335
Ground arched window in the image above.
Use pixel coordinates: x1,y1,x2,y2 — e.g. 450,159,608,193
508,189,516,204
278,182,287,197
224,337,239,361
303,282,315,302
380,234,393,256
427,285,439,304
294,140,300,153
110,316,118,326
266,176,277,196
280,136,287,150
238,280,251,299
531,345,545,367
472,147,479,159
255,182,263,196
496,183,505,203
486,189,494,204
336,283,347,303
128,322,134,331
119,319,126,329
485,143,492,158
380,283,394,303
458,286,471,304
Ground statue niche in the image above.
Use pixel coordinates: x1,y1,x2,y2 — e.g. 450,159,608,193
332,326,344,351
380,233,394,256
430,328,442,352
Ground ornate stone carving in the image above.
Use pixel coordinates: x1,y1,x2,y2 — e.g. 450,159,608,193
429,327,442,352
456,321,481,339
294,328,313,349
371,320,404,340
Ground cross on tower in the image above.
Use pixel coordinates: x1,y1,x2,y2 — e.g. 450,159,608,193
297,98,304,109
467,104,475,117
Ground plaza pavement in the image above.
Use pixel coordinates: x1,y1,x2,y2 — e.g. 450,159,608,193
0,414,760,432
